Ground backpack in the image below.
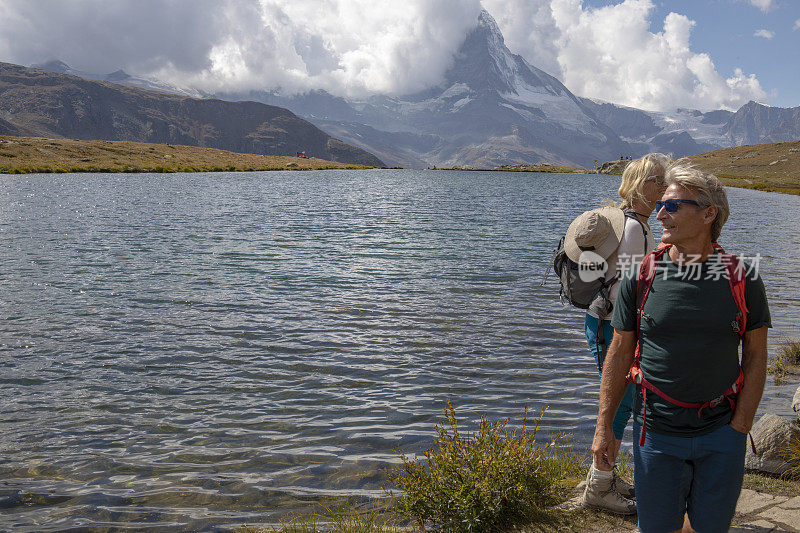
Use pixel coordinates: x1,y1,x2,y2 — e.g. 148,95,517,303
550,209,645,312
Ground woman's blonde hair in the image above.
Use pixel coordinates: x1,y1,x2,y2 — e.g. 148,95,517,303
618,153,671,210
664,161,729,242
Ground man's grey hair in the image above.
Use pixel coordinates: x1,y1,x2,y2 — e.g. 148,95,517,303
664,162,729,242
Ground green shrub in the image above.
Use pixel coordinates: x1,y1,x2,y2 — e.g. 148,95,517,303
387,401,572,532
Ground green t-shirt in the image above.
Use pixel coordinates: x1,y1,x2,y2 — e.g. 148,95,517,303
611,250,771,437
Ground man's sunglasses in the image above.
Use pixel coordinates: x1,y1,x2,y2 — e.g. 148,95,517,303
655,199,704,213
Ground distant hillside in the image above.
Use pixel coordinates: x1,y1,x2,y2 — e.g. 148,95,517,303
0,135,374,174
0,62,384,167
686,140,800,195
591,141,800,195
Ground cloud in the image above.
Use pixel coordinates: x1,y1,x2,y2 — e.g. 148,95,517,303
479,1,562,79
754,29,775,39
748,0,772,12
0,0,483,97
0,0,766,111
794,18,800,30
482,0,766,111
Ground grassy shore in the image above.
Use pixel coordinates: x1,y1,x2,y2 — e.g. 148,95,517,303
455,141,800,196
436,163,589,173
594,141,800,195
4,134,800,196
0,135,375,173
685,140,800,195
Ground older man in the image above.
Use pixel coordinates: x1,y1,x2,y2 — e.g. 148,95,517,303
591,164,771,533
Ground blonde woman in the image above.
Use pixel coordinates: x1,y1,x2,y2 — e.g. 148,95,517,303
582,153,670,514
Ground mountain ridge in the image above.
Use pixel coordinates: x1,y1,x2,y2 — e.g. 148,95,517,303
578,97,800,158
0,62,384,166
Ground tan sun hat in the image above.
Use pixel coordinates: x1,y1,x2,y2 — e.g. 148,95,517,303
564,206,625,262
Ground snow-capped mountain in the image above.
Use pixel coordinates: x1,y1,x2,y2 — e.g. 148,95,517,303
249,10,629,168
579,98,800,158
578,98,734,157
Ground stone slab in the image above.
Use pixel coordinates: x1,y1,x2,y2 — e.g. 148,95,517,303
736,489,789,515
777,496,800,511
757,506,800,531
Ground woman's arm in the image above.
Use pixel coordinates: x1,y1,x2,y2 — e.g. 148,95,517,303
592,329,637,469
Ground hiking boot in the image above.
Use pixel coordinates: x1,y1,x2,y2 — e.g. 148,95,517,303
613,469,635,499
581,469,637,515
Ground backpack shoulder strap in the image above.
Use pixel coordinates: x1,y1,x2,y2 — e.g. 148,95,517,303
633,244,671,361
636,243,670,309
624,209,649,255
712,243,748,338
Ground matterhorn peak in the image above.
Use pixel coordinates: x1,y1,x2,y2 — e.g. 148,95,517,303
476,9,504,41
443,8,568,100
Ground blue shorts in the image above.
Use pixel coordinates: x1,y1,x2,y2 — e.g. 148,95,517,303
633,422,747,533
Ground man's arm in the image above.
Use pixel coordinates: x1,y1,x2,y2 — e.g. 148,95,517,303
592,329,637,470
729,326,768,434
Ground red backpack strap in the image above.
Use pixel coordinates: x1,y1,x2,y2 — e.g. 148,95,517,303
712,243,748,338
634,244,671,351
629,244,670,446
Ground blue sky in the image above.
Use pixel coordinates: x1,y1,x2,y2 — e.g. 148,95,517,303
484,0,799,110
631,0,799,107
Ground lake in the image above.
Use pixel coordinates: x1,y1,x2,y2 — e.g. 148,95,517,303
1,169,798,530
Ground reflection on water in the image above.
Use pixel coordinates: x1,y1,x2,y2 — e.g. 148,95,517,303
1,170,798,530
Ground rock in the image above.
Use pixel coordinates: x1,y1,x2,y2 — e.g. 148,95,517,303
745,414,800,475
285,162,299,168
596,160,630,174
792,385,800,416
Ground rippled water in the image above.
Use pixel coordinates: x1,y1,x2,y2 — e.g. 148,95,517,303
1,170,798,530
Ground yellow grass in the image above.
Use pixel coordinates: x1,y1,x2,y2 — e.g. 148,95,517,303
686,140,800,195
0,135,374,174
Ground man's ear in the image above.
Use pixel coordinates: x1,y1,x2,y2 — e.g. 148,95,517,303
704,205,718,225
